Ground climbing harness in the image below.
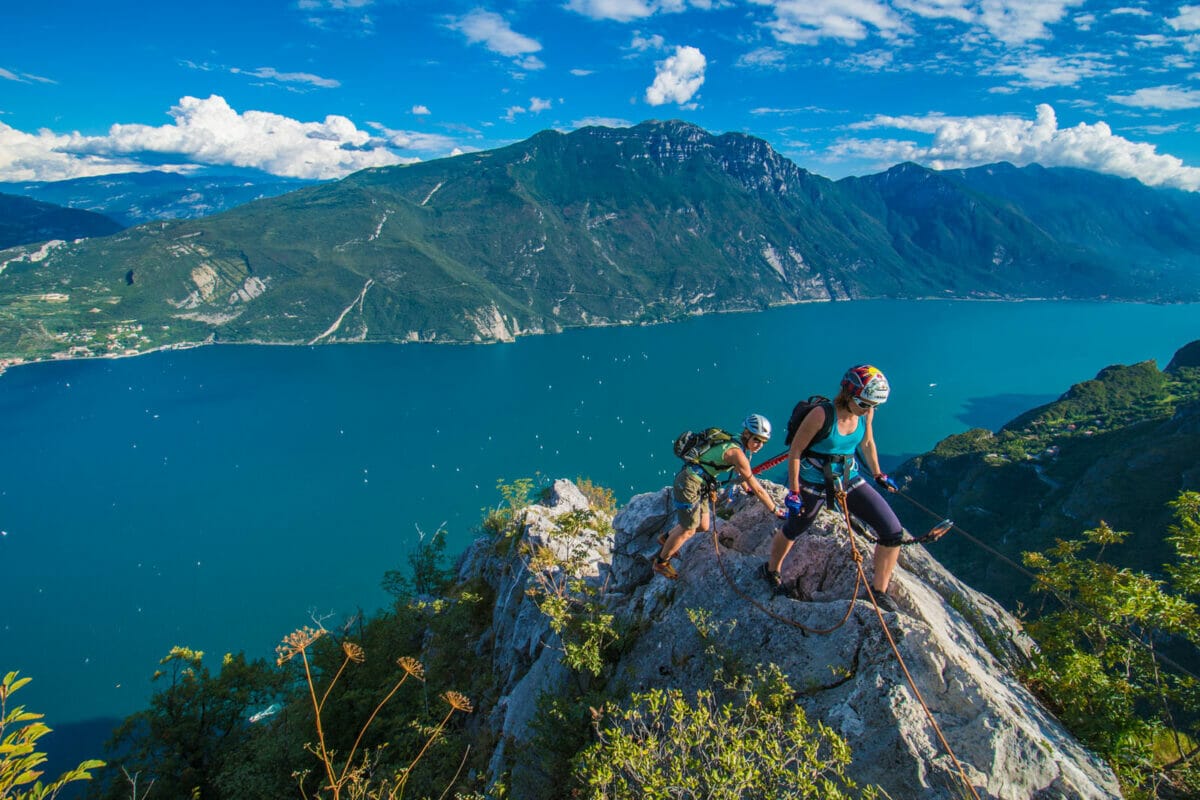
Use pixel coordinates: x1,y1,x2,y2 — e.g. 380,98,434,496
750,450,955,546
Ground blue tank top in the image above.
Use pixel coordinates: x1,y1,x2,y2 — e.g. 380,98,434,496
800,409,864,486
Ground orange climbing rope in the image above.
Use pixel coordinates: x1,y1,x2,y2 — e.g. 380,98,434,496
829,486,982,800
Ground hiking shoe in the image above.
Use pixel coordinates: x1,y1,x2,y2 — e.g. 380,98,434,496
652,558,679,580
861,589,898,613
758,562,782,592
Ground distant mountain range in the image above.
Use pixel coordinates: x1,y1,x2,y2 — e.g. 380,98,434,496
0,192,122,250
0,170,317,227
1,120,1198,366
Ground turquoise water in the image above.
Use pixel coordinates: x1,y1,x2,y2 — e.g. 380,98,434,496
1,300,1197,725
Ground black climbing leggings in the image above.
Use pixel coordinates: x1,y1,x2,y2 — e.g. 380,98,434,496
781,479,903,546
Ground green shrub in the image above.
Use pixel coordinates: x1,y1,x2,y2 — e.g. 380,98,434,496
0,672,103,800
575,667,873,800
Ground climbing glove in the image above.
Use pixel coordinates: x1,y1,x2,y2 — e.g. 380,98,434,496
784,491,804,517
874,473,899,492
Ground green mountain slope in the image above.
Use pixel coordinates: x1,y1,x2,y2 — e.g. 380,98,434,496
895,341,1200,608
2,121,1198,366
0,192,123,249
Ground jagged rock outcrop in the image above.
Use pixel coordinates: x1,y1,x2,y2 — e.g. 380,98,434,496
459,478,1121,799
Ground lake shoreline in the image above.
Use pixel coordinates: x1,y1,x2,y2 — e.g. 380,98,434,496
1,293,1187,380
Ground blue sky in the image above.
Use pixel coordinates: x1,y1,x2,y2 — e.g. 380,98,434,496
2,0,1199,189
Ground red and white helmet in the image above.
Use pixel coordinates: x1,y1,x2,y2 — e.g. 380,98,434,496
842,365,890,405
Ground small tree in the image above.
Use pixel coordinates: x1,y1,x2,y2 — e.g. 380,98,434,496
100,647,283,800
575,667,872,800
1022,491,1200,795
381,526,455,600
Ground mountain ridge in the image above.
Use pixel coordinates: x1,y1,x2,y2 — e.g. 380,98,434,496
0,192,123,250
0,170,318,227
2,120,1198,370
895,339,1200,610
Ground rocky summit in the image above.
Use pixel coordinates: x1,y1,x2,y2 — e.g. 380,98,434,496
458,478,1120,799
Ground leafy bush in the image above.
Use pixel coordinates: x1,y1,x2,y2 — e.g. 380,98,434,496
0,671,103,800
1022,492,1200,796
575,666,873,800
98,647,283,800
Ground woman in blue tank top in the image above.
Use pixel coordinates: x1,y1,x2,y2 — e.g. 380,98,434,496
760,365,905,612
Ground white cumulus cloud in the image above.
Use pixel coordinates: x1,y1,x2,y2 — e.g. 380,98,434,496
449,10,542,59
645,45,706,106
836,103,1200,191
412,105,431,115
0,123,159,182
0,95,420,182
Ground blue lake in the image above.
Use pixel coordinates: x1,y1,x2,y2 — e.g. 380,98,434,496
1,299,1197,727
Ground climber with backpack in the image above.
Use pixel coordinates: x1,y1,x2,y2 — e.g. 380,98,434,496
760,365,905,611
653,414,787,580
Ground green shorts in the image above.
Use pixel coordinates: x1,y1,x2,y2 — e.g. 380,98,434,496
672,468,711,530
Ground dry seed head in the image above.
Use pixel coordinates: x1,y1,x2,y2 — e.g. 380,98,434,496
275,626,326,665
443,691,474,713
342,641,365,663
397,656,425,680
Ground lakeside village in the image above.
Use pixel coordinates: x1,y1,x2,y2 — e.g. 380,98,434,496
0,316,154,377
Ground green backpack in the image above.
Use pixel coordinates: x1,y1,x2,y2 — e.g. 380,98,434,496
673,427,733,465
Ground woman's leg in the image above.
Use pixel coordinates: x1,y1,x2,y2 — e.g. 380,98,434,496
846,483,903,593
767,486,825,572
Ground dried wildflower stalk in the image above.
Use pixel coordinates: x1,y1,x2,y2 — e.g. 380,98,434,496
282,622,462,800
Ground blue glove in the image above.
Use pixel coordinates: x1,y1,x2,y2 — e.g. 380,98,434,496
784,491,804,518
875,473,899,492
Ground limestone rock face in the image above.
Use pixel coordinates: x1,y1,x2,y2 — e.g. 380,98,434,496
462,479,1121,799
